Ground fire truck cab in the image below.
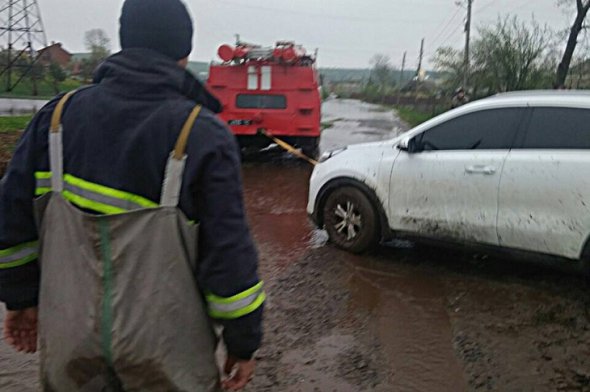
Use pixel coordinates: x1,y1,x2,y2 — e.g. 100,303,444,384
207,41,322,157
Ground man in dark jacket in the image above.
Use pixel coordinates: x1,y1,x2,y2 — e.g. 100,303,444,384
0,0,263,390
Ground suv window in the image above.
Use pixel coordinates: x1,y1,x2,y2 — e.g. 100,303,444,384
236,94,287,110
522,107,590,149
417,108,524,151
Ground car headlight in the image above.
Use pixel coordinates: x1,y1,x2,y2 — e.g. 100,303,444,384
319,147,347,163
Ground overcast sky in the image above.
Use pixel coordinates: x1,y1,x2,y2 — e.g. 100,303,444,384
37,0,572,68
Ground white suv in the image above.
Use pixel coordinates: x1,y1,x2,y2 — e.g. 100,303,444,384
308,92,590,269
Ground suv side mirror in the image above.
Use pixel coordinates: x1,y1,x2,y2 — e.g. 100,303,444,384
398,137,419,153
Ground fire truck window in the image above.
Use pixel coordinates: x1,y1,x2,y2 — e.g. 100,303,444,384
236,94,287,110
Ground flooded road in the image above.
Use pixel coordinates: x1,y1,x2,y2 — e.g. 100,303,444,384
243,99,466,390
244,99,590,391
320,98,406,151
1,99,589,391
0,98,48,116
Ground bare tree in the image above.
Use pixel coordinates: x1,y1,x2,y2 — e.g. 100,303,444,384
85,29,111,57
432,47,465,92
82,29,111,81
555,0,590,87
473,17,552,92
369,54,394,92
434,17,554,95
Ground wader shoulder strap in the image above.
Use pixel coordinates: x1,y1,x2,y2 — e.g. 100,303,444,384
160,105,202,207
49,91,77,192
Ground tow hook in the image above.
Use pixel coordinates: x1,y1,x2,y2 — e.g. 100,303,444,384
258,129,318,166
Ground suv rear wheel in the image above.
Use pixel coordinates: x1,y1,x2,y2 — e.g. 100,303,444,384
322,186,380,253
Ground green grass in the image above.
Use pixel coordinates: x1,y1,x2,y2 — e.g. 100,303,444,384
0,115,33,133
395,106,438,127
0,78,83,100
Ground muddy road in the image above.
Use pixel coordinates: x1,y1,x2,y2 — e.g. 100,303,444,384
1,99,590,391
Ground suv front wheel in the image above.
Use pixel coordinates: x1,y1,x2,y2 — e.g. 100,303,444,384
322,186,380,253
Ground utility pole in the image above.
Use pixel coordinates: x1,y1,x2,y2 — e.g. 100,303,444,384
416,39,424,78
463,0,474,89
415,38,424,96
397,51,406,105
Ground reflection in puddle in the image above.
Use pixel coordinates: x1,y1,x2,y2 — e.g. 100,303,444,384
242,161,314,274
346,257,468,392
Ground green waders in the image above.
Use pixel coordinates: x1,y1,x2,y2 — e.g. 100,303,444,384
35,92,219,391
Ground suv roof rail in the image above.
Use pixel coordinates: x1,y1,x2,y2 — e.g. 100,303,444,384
494,90,590,98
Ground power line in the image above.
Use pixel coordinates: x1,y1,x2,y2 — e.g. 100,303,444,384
429,7,463,49
215,0,440,24
438,23,465,49
474,0,496,15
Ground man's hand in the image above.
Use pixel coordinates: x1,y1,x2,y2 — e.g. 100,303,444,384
222,355,256,391
3,307,38,354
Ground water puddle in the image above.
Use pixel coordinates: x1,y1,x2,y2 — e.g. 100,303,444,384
321,99,407,151
242,162,314,276
343,253,468,392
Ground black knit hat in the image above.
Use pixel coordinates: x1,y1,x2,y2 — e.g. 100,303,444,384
119,0,194,60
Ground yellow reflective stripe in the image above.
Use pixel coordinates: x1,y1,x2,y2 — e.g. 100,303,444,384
0,241,38,257
207,281,264,305
35,171,52,180
0,254,37,269
206,282,266,320
35,187,51,196
62,190,127,215
208,291,266,320
0,241,38,269
35,172,52,196
34,172,159,214
64,174,158,209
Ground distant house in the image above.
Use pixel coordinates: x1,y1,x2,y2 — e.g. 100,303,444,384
70,53,93,77
38,42,72,68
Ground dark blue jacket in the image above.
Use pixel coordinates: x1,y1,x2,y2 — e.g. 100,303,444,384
0,49,263,360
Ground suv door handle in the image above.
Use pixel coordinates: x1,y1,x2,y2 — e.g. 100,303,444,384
465,165,497,175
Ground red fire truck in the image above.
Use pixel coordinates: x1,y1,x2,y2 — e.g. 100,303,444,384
207,41,322,157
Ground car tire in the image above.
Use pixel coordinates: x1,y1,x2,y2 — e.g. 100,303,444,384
322,186,380,254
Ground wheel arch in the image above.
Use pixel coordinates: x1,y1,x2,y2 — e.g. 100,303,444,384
313,177,391,241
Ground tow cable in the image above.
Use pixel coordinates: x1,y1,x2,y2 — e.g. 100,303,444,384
258,129,318,166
